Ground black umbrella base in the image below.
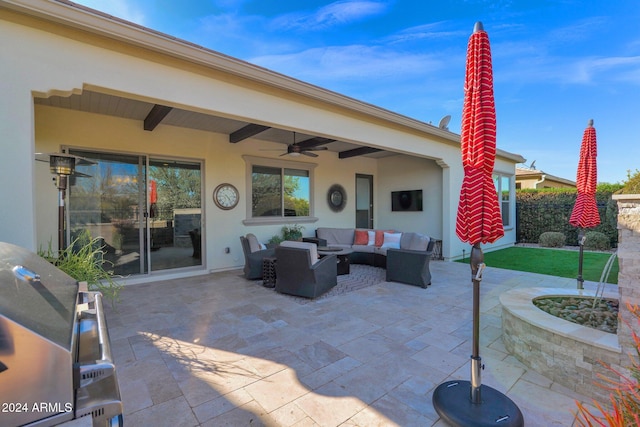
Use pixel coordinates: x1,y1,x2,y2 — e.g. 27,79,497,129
433,380,524,427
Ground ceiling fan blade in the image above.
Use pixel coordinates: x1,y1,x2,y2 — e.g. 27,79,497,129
301,151,318,157
279,152,290,157
306,146,328,151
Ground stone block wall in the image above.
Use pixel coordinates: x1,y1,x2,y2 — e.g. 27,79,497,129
613,194,640,360
501,308,619,403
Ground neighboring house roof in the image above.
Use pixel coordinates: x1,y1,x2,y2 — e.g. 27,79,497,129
1,0,525,164
516,167,576,188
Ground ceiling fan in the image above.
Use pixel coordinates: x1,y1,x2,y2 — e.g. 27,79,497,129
264,132,331,157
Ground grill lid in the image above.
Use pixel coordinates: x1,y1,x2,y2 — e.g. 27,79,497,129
0,242,78,350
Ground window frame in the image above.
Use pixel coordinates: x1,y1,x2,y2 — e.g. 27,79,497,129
242,155,318,226
493,172,514,229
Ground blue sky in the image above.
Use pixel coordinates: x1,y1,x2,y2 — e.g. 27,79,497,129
74,0,639,184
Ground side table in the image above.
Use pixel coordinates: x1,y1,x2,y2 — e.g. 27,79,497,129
262,257,277,288
431,239,443,260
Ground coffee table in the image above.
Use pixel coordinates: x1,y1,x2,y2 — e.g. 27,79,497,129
317,247,352,275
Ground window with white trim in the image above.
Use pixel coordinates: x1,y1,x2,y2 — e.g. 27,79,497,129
243,156,317,224
493,173,513,227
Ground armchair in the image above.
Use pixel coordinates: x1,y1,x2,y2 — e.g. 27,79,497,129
240,234,276,280
385,238,435,288
275,241,338,299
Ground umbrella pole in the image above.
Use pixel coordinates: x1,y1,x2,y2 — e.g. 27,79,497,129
577,229,585,289
432,242,524,426
470,243,484,404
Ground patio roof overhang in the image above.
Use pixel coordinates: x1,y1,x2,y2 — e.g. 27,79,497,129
4,0,525,164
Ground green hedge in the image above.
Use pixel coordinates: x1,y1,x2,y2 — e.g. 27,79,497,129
516,189,618,247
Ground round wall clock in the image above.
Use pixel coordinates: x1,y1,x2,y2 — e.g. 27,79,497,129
327,184,346,212
213,183,239,210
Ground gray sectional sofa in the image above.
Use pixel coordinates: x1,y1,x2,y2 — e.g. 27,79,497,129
308,227,435,288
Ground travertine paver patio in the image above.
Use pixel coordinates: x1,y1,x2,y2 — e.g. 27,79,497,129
104,260,609,426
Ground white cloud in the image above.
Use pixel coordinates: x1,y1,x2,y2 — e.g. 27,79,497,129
271,0,389,31
573,56,640,84
386,22,467,44
251,44,443,82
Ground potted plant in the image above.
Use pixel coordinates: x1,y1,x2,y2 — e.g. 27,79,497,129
281,224,304,241
267,234,284,247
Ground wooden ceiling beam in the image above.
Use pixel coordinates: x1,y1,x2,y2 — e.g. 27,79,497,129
144,104,173,131
229,123,271,143
338,146,383,159
296,137,335,149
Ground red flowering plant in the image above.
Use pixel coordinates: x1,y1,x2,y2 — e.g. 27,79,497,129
575,303,640,426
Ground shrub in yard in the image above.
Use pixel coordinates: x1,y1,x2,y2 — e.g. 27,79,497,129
539,231,566,248
619,169,640,194
584,231,611,251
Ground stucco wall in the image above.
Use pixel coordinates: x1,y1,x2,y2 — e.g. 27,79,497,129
2,3,523,281
1,10,466,255
376,155,442,239
34,105,381,273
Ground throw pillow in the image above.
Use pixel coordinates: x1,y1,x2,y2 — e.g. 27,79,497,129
381,232,402,249
367,230,376,246
354,229,369,245
246,233,261,253
408,234,430,251
375,230,393,247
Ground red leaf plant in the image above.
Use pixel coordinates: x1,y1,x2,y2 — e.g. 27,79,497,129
575,303,640,426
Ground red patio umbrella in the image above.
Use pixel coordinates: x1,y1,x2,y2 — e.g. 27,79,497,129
149,180,158,218
570,119,600,288
454,23,504,246
150,180,158,204
433,22,523,427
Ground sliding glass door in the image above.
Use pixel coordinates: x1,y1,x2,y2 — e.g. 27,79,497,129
67,149,202,276
148,158,202,272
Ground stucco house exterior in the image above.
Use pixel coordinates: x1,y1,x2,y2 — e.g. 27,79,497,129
1,0,525,284
515,167,576,189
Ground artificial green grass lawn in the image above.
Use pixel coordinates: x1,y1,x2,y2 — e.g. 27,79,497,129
456,246,619,284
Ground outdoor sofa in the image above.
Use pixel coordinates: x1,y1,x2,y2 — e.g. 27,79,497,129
307,227,435,288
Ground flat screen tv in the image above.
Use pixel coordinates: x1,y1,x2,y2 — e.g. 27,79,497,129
391,190,423,212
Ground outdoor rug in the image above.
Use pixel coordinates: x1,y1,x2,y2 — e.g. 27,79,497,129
283,264,387,304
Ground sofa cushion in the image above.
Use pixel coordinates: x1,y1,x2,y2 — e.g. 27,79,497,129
279,240,319,264
246,233,262,253
374,246,389,256
400,232,430,251
354,229,369,245
316,227,355,246
328,244,352,250
381,232,402,249
352,244,375,253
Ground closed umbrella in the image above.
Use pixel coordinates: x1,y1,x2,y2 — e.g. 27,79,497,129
433,22,523,427
570,119,600,288
149,180,158,218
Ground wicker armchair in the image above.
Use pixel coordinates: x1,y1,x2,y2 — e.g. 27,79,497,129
275,241,337,298
385,238,435,288
239,234,276,280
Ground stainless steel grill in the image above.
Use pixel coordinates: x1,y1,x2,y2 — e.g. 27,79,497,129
0,242,123,427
